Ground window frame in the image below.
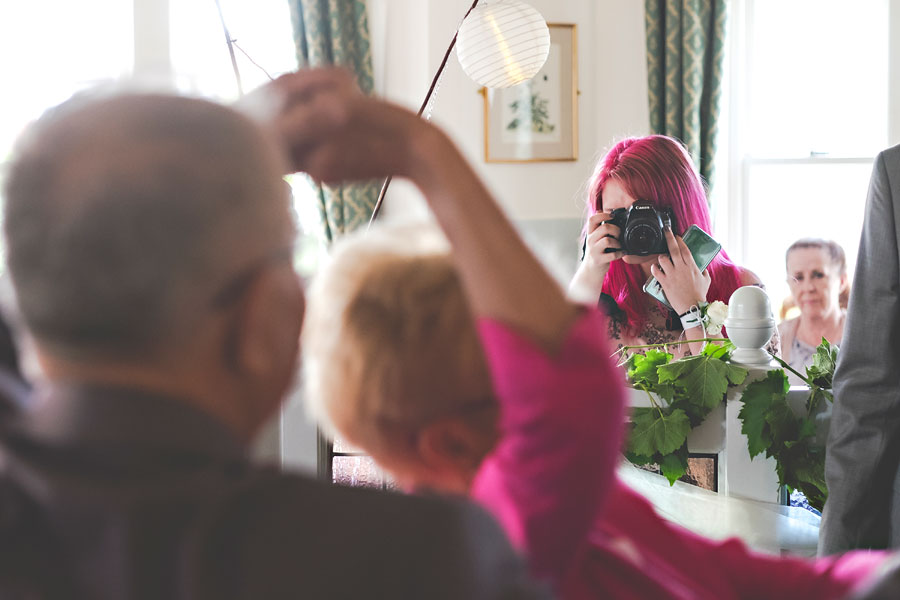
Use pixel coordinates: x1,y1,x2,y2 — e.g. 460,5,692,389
721,0,900,268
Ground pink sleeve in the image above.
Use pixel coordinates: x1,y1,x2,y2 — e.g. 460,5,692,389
471,308,626,586
710,536,887,599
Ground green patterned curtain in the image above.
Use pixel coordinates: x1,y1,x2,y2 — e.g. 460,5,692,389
288,0,378,242
645,0,727,196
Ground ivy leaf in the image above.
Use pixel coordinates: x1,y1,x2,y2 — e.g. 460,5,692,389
660,355,733,413
681,360,733,411
794,460,826,492
628,407,692,457
807,385,826,414
795,460,828,510
626,349,676,402
816,388,834,402
784,418,816,449
659,444,689,485
739,394,773,458
789,450,828,511
739,370,789,458
625,450,653,466
765,400,798,455
805,338,838,388
701,341,732,360
637,382,674,404
724,363,749,386
656,357,692,383
626,349,673,386
798,417,817,440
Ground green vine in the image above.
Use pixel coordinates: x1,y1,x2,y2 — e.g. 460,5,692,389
620,337,838,511
622,340,749,484
737,339,838,511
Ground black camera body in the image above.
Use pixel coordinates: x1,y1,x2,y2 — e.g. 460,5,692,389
606,204,675,256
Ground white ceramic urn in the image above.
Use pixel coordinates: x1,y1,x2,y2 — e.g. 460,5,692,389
724,286,776,367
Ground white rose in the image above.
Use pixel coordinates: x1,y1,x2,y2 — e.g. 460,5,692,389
706,301,729,325
706,323,723,336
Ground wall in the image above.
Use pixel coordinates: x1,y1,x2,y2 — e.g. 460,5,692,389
368,0,650,223
369,0,650,283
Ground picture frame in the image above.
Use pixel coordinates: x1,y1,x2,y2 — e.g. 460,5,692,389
482,23,578,163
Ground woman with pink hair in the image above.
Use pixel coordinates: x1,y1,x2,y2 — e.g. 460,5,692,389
569,135,775,357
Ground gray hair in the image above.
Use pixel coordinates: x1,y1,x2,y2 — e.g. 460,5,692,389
785,238,847,276
3,92,291,359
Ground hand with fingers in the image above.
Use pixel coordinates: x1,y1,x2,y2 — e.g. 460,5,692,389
248,68,580,351
584,212,625,275
568,212,626,303
247,68,435,182
650,228,711,316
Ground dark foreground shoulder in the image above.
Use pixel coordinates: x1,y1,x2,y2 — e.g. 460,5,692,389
186,470,548,600
0,473,71,598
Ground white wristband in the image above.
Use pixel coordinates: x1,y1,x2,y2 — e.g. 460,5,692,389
680,302,708,331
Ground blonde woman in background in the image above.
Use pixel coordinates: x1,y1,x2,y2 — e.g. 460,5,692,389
778,238,849,384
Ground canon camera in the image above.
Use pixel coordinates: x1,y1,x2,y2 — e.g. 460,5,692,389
606,204,675,256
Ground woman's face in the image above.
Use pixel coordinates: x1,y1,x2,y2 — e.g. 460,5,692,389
601,179,658,265
786,247,845,320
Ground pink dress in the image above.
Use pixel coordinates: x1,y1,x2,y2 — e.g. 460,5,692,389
472,308,884,599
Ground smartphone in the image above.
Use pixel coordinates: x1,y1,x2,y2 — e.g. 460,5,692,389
642,225,723,309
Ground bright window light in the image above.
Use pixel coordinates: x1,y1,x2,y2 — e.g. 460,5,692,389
743,162,872,317
734,0,890,319
169,0,324,270
170,0,298,101
0,1,133,162
747,0,889,158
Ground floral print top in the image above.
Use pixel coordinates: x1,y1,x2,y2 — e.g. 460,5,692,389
606,300,781,360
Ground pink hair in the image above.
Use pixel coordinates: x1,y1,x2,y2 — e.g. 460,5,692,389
584,135,743,330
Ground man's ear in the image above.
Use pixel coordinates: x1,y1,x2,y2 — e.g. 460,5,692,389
231,266,304,387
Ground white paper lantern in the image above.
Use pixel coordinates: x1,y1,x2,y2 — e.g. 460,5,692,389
456,0,551,89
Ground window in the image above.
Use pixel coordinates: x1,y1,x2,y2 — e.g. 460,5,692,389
0,1,133,164
170,0,296,101
327,437,397,490
0,1,135,270
0,0,322,261
719,0,898,318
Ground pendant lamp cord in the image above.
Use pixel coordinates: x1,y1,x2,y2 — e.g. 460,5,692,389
367,0,481,228
214,0,481,227
214,0,244,96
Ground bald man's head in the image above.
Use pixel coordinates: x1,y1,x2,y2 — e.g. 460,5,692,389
4,93,295,360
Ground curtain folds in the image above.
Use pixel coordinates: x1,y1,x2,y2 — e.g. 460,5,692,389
645,0,727,196
288,0,378,242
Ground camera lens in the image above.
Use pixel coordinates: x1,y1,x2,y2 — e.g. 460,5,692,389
620,204,670,256
626,223,662,256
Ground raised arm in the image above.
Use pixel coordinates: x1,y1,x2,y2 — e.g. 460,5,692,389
820,146,900,553
257,69,625,591
258,69,577,353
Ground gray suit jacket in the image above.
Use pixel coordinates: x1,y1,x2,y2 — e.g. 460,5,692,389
0,384,548,599
820,143,900,554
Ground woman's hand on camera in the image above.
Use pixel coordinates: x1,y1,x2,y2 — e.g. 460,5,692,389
650,228,711,316
567,212,623,302
584,212,625,271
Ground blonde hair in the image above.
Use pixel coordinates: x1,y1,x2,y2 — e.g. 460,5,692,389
302,223,493,455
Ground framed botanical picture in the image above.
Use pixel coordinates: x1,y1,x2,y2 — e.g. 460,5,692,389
482,23,578,163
